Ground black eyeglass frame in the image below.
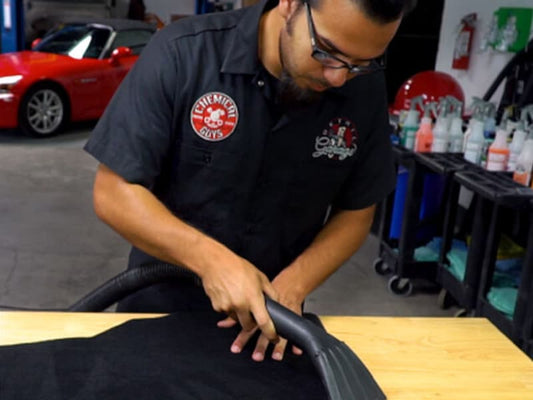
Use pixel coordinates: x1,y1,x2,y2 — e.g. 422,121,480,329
303,0,386,75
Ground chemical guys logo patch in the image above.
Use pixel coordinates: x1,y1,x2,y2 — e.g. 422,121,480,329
312,117,358,160
190,92,239,142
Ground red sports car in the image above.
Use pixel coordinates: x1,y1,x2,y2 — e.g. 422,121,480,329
0,19,156,137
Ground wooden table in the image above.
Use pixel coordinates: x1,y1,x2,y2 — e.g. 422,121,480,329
1,312,532,399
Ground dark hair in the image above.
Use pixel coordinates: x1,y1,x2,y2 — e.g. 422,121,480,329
308,0,417,23
355,0,417,23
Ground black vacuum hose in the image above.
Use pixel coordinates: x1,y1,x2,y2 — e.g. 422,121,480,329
68,263,199,312
69,263,328,359
67,264,385,400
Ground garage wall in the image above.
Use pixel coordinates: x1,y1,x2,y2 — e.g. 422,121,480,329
143,0,195,22
435,0,533,106
142,0,243,23
111,0,129,18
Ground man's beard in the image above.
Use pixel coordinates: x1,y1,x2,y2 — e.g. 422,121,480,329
277,69,322,108
277,17,324,109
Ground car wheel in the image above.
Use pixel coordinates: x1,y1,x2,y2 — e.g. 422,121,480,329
19,84,68,137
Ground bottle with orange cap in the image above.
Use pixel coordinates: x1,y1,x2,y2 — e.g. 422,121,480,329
513,137,533,186
414,102,437,153
486,128,510,171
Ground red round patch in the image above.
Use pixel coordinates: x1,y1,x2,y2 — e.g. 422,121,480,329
190,92,239,142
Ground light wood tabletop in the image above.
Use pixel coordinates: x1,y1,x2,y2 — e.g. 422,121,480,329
0,312,532,399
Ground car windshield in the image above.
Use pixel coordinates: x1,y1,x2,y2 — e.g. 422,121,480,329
34,25,111,59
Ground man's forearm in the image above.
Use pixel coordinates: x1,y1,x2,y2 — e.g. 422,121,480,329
92,164,226,277
93,164,279,339
274,205,376,304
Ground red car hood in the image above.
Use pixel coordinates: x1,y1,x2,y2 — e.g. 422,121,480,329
0,51,88,75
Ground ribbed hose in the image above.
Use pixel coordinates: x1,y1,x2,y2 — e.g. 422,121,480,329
483,38,533,102
68,264,199,312
67,263,323,345
67,264,385,399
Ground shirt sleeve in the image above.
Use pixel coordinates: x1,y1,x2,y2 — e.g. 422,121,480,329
84,28,180,189
333,75,396,210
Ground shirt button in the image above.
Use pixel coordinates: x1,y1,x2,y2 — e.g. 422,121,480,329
257,80,265,88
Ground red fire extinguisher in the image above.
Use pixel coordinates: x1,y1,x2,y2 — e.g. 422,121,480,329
452,13,477,70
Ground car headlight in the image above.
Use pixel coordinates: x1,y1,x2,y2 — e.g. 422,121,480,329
0,75,23,93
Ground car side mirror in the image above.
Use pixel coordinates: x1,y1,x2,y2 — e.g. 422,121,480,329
31,38,42,50
109,46,133,65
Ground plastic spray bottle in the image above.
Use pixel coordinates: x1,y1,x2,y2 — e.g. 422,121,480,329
431,97,450,153
448,99,464,153
480,14,499,52
445,95,461,127
464,118,485,165
513,137,533,186
400,96,423,150
508,108,529,172
462,97,485,151
486,128,510,171
509,128,527,172
414,102,436,153
483,103,497,139
496,15,518,52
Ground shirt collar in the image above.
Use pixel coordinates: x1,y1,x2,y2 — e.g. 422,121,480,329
220,0,277,75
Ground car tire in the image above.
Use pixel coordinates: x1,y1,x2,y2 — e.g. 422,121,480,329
18,83,69,137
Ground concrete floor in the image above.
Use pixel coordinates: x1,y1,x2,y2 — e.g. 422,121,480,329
0,123,458,317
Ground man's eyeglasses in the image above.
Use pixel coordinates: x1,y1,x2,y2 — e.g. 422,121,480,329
303,0,386,75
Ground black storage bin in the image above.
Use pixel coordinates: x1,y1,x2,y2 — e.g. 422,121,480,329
475,205,532,350
438,168,533,339
480,197,533,357
523,201,533,358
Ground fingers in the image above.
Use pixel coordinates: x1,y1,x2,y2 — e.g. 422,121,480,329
229,327,257,354
292,345,303,355
261,279,278,303
271,337,287,361
201,254,280,341
252,334,270,362
269,339,302,361
217,316,237,328
250,277,279,342
223,326,303,362
253,335,302,362
249,298,278,343
236,309,257,332
230,330,292,362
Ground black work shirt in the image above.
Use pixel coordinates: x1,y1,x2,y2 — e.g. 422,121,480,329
84,0,396,280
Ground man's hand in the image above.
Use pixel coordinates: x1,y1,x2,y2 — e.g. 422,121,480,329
200,253,279,344
218,206,376,361
217,272,304,362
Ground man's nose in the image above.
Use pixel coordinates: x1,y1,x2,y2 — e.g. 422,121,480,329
322,67,349,88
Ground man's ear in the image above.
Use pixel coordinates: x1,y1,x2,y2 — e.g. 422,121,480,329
278,0,301,20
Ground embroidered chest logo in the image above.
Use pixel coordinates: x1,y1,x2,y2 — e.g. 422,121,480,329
312,117,358,160
190,92,239,141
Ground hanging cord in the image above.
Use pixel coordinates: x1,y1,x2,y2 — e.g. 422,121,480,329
483,38,533,102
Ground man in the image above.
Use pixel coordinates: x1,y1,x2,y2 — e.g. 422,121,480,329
85,0,414,362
